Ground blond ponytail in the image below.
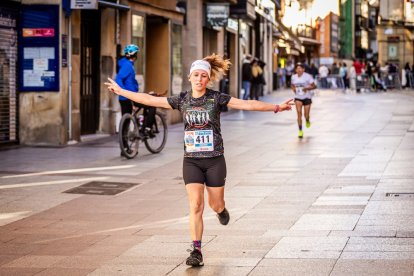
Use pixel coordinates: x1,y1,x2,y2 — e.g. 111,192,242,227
202,53,231,82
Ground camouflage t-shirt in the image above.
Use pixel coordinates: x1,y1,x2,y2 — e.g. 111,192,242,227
167,89,231,158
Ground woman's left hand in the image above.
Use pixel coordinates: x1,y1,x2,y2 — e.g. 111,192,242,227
279,99,294,111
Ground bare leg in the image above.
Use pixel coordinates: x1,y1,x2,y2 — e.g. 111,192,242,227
295,100,303,128
186,183,205,241
304,104,311,122
206,186,225,213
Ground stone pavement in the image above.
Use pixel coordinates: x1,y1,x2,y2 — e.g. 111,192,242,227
0,89,414,275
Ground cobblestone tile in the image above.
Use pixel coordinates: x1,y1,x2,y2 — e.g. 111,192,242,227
265,237,348,259
331,259,414,276
291,214,360,231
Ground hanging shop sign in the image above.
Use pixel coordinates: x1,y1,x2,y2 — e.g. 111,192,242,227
205,3,229,28
18,5,59,92
230,0,256,21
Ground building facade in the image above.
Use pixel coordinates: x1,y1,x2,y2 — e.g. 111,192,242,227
0,0,19,145
316,12,339,65
1,0,286,147
4,0,185,146
339,0,379,62
377,0,413,67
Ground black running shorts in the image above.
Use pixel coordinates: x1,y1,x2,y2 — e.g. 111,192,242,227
294,98,312,105
183,155,226,187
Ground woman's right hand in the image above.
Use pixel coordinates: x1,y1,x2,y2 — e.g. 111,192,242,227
104,78,122,95
279,99,294,111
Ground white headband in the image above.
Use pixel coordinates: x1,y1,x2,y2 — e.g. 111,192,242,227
189,60,211,78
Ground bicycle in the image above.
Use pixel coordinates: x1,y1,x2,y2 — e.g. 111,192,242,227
119,103,167,159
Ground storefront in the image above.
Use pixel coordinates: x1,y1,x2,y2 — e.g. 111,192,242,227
0,0,19,145
14,0,183,146
203,2,239,99
230,0,255,98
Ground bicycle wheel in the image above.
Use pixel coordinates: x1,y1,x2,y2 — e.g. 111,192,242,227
119,113,139,159
144,111,167,153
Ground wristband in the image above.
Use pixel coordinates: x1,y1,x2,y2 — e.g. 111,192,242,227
274,104,280,113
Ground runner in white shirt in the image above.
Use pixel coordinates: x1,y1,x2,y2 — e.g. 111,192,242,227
291,63,317,138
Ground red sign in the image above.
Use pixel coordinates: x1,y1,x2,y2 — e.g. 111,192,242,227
23,28,55,37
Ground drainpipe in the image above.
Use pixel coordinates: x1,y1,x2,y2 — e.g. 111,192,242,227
68,14,76,144
237,18,241,99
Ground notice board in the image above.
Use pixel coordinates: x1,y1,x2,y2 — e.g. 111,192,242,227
18,5,59,92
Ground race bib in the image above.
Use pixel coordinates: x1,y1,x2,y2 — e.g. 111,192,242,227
296,87,305,95
184,130,214,152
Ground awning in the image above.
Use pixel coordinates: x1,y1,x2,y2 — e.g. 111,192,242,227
98,0,130,11
299,37,321,45
255,6,276,25
274,18,303,53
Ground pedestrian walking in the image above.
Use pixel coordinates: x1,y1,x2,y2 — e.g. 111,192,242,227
309,63,318,80
353,59,363,92
318,64,329,88
285,61,294,87
241,54,253,100
403,62,411,88
116,44,155,139
348,64,356,91
105,53,294,267
339,62,348,88
277,63,286,89
251,58,264,100
331,62,339,75
291,62,317,138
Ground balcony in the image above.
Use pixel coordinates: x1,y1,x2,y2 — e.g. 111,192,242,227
292,24,315,39
355,15,369,30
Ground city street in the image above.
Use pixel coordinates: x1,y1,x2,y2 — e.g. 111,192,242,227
1,89,414,275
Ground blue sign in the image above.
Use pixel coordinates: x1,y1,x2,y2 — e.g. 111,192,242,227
18,5,59,92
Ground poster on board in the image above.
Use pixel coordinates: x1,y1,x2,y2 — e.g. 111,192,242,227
19,5,59,92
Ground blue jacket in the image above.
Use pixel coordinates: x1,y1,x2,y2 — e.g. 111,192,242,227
115,57,139,100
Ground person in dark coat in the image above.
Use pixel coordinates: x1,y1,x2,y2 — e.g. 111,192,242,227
241,54,253,100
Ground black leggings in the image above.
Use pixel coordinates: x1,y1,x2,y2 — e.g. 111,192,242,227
183,155,227,187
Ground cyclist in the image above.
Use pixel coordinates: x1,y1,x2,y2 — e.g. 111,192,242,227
105,53,294,267
291,62,317,138
116,44,155,142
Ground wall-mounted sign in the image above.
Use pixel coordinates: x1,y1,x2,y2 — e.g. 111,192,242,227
19,5,59,92
227,18,238,32
205,3,229,28
23,28,55,37
71,0,98,9
388,44,398,59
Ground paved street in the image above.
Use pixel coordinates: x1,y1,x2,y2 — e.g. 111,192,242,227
1,89,414,275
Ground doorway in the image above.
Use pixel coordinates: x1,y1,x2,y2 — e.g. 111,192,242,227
145,16,170,94
80,10,101,134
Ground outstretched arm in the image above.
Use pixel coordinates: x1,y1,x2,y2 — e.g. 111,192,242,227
104,78,172,109
227,98,294,112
